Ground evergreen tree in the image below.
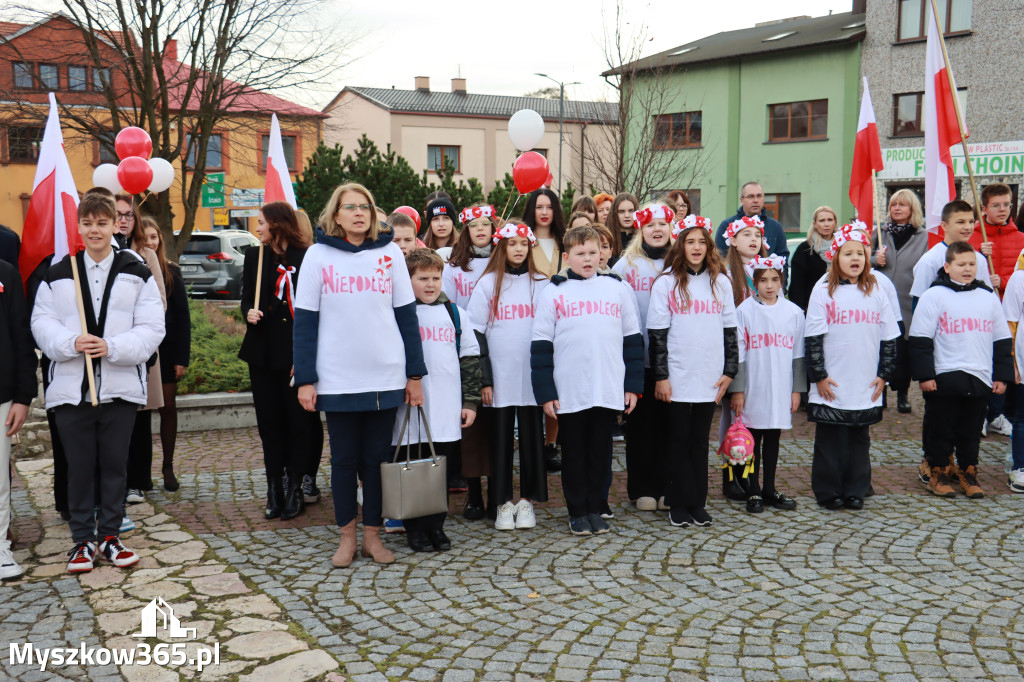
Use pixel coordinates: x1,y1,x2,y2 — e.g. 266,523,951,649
343,136,426,212
294,142,346,226
486,173,523,220
561,181,577,217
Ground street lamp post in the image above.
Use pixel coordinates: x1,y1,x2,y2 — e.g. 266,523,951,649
535,73,580,196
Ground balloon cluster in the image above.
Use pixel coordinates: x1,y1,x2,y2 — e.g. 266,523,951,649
92,127,175,195
507,109,551,194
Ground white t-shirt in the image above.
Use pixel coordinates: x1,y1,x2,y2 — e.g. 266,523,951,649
442,258,488,310
532,275,641,414
909,284,1010,386
1002,270,1024,326
814,270,903,322
612,254,665,367
735,296,806,429
392,302,480,445
910,242,992,299
294,241,414,396
466,271,549,407
804,279,901,411
646,269,737,403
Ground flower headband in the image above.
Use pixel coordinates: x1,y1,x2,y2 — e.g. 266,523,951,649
633,204,675,229
827,228,871,261
671,214,713,238
460,205,496,224
493,222,536,246
725,215,765,244
748,254,786,271
838,220,870,237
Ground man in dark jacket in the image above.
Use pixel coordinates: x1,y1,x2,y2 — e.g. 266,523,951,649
715,182,791,285
0,225,19,268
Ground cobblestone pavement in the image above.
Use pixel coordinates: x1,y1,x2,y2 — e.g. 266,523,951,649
3,389,1024,681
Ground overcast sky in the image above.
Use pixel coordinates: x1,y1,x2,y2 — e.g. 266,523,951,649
327,0,855,107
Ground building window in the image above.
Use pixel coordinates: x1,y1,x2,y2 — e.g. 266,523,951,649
534,148,548,157
769,100,828,142
13,62,33,89
186,133,224,169
892,89,967,137
764,193,801,231
898,0,972,41
427,145,460,173
260,133,297,171
654,111,702,149
68,65,88,91
38,64,59,89
93,67,110,92
99,142,118,164
8,126,45,162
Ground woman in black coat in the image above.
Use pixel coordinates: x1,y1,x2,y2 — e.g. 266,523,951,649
789,206,838,311
240,201,321,521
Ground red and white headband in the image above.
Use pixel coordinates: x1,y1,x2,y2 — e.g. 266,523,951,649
671,214,713,238
838,220,870,237
633,204,675,229
460,205,496,224
493,222,537,246
748,254,786,272
827,229,871,260
725,215,765,244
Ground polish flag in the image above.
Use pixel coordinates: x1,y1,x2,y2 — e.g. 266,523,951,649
924,1,967,234
19,93,82,285
264,114,297,208
849,77,883,228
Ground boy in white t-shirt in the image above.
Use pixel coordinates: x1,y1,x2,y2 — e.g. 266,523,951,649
909,241,1013,499
910,200,997,302
531,226,644,536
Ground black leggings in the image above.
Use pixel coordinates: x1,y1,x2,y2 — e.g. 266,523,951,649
746,428,781,497
665,402,716,509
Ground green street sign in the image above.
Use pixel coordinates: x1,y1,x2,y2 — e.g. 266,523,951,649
201,172,225,208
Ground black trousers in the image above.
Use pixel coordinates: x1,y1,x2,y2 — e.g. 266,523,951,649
250,366,322,481
55,401,137,542
307,417,325,479
126,409,153,491
558,407,615,518
811,422,871,502
489,405,546,506
665,402,716,509
625,370,669,500
747,428,781,497
890,333,911,392
922,393,988,469
403,440,456,533
326,408,398,527
47,409,68,513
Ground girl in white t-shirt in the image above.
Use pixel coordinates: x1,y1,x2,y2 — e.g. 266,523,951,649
423,194,459,260
647,221,739,529
442,203,496,519
804,229,900,511
729,255,807,514
612,203,674,511
466,220,549,531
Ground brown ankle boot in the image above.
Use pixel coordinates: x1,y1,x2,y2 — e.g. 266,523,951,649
361,525,395,564
957,464,985,499
332,520,358,568
928,466,956,498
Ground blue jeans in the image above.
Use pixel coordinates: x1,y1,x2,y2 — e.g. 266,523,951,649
1012,385,1024,470
326,408,398,527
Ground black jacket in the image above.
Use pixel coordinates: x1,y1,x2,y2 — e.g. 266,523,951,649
239,244,308,370
0,260,37,405
159,265,191,376
0,225,19,269
788,241,828,312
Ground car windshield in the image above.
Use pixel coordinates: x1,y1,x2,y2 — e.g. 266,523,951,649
182,236,221,255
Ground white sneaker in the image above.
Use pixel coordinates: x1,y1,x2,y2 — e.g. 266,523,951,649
514,500,536,529
125,489,145,504
989,415,1013,437
495,501,516,530
981,420,988,437
0,547,23,581
120,515,135,533
635,496,657,511
1009,468,1024,493
356,485,363,507
657,496,670,511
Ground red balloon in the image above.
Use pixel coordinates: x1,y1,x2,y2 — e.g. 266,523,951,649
545,173,554,187
117,157,154,195
393,205,421,230
512,152,549,194
115,126,152,161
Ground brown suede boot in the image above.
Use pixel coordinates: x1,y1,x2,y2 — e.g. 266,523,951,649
957,464,985,499
331,520,358,568
361,526,395,564
927,466,956,498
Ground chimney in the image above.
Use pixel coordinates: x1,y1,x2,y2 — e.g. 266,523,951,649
164,38,177,61
451,77,467,95
415,76,430,92
852,0,866,13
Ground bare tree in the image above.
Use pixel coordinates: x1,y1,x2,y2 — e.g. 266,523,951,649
0,1,350,255
571,0,714,202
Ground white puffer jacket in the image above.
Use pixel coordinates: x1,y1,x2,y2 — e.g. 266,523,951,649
31,251,165,409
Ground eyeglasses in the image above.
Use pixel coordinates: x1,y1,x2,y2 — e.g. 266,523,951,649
117,211,135,221
742,194,765,200
340,203,372,212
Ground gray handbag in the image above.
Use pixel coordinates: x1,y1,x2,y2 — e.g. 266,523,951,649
381,406,448,520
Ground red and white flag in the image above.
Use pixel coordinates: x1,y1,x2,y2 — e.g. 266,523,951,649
924,1,967,234
849,77,883,228
264,114,297,209
19,93,82,285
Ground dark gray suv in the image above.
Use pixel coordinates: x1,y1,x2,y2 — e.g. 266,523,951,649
178,229,259,299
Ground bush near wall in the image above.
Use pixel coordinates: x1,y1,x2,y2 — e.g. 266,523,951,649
178,299,250,394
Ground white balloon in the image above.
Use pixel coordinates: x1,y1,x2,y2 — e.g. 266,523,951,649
92,163,122,194
508,109,545,151
148,157,175,193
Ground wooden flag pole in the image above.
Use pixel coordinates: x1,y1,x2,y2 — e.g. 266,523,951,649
253,243,264,311
69,253,98,406
928,0,993,281
871,169,881,249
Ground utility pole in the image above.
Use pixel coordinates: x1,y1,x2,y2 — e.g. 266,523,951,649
535,73,581,196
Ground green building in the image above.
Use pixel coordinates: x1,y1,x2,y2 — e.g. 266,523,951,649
608,10,866,233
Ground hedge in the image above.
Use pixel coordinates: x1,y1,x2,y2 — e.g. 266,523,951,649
178,299,250,394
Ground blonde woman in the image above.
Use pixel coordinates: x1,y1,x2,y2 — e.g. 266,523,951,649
788,206,837,311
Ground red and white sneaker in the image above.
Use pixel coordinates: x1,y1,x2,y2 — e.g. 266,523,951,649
66,541,97,574
98,536,140,568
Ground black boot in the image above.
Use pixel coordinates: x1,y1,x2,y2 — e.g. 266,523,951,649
264,473,284,519
280,472,305,520
544,443,562,472
463,477,485,520
897,390,911,413
723,469,747,501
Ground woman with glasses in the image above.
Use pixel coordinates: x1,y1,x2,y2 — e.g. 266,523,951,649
293,183,426,567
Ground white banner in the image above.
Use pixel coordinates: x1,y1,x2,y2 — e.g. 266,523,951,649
879,140,1024,180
